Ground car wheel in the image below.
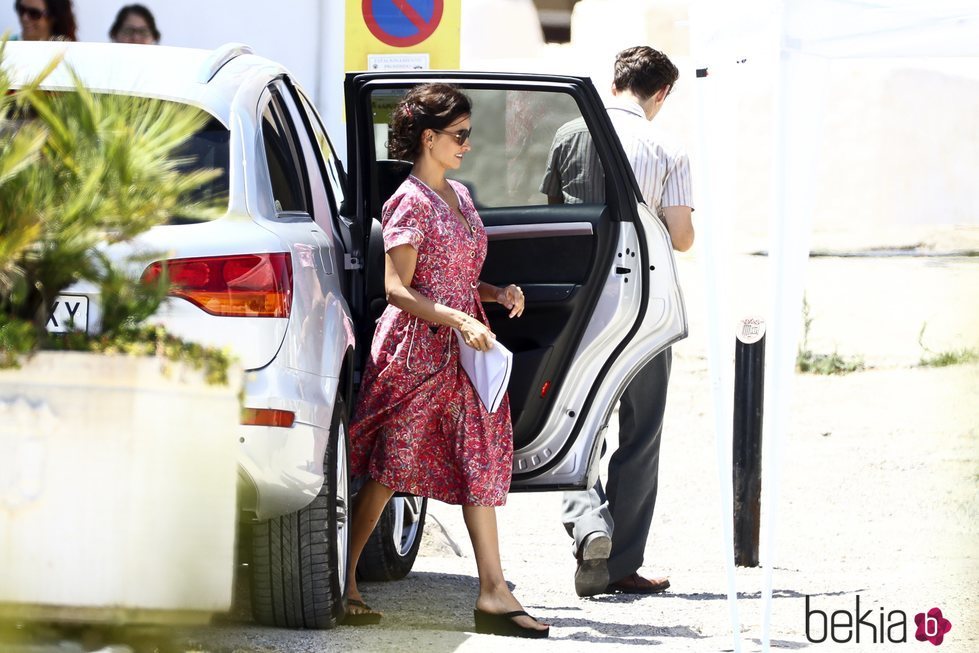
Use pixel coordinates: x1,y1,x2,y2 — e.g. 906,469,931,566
250,398,350,628
357,495,427,581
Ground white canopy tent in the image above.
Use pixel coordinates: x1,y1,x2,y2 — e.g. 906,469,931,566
688,1,979,650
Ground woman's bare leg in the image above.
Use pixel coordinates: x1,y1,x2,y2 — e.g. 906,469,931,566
462,505,548,631
347,479,395,609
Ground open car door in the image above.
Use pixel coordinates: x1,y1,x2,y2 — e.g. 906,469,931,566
344,71,686,490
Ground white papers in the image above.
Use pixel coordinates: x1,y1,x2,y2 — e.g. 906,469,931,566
453,329,512,414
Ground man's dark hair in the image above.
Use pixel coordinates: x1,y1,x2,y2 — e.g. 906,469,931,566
388,83,471,161
613,46,679,101
109,4,161,41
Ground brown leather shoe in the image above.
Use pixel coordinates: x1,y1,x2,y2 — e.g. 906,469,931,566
607,572,670,594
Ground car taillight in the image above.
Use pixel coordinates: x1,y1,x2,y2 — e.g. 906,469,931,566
143,253,293,317
241,408,295,428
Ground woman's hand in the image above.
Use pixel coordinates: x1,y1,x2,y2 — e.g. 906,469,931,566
458,315,496,352
496,284,525,318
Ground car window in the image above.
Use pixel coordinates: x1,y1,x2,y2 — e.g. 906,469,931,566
174,117,231,212
274,80,336,232
260,88,309,214
368,87,605,209
295,89,346,217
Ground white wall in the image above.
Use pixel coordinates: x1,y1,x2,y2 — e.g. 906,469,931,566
2,1,348,155
3,2,325,86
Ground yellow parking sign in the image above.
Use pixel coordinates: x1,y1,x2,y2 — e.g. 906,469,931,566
345,0,461,72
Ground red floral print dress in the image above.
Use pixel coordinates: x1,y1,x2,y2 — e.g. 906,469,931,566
349,175,513,506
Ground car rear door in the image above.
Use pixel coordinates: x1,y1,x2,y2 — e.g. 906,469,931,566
344,71,686,491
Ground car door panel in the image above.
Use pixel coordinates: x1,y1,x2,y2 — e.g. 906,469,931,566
345,72,686,491
477,204,613,447
515,211,687,489
480,207,599,283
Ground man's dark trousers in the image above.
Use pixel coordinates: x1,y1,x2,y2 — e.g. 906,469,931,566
561,347,672,583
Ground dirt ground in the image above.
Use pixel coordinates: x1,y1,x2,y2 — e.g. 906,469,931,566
388,244,979,653
4,230,977,652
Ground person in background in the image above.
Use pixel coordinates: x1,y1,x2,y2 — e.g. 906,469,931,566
344,82,547,639
542,45,694,598
109,4,159,44
13,0,76,41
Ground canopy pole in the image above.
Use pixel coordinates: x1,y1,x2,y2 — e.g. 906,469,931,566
761,21,827,651
690,1,743,649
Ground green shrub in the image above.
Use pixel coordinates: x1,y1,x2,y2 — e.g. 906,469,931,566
795,296,865,375
0,40,231,381
796,348,865,375
917,323,979,368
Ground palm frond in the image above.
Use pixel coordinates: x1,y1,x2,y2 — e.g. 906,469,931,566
0,125,46,185
0,47,225,340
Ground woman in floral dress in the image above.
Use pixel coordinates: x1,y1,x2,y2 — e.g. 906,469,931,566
344,84,548,638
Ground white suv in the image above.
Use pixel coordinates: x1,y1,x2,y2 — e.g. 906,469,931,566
7,41,686,629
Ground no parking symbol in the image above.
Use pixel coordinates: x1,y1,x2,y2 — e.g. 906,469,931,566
345,0,458,73
363,0,445,48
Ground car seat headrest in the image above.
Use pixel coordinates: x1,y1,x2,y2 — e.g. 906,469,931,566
375,159,413,209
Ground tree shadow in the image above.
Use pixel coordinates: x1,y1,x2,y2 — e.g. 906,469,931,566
645,588,861,602
543,615,706,645
748,637,812,649
189,571,833,650
0,621,196,653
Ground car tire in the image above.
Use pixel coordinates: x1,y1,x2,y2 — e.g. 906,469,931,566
250,398,350,629
356,494,427,581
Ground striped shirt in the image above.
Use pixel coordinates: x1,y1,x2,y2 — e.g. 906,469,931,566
540,98,694,219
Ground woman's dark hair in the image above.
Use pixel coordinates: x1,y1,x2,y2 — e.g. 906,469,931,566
109,4,161,41
613,46,679,101
45,0,77,41
388,83,471,161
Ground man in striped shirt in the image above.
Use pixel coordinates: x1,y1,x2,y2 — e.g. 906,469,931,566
542,45,694,597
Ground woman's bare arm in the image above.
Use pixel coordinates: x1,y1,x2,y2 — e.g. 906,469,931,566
384,244,496,350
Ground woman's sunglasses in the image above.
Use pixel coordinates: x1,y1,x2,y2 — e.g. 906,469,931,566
117,26,153,38
15,3,48,20
433,127,472,146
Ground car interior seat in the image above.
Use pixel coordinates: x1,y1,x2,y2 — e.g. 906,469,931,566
366,159,414,322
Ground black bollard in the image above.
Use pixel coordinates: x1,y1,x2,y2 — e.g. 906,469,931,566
733,317,766,567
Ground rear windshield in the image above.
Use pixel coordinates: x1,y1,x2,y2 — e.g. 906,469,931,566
172,117,231,222
1,92,230,224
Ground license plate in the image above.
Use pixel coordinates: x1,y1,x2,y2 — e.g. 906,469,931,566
46,295,89,333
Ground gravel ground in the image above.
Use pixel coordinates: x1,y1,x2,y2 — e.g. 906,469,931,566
4,250,977,653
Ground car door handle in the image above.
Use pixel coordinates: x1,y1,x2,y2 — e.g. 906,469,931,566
485,222,594,241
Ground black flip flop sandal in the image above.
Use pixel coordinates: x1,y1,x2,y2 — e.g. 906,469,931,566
343,598,382,626
473,609,550,638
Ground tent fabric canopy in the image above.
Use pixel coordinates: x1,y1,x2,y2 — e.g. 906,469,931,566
785,0,979,58
689,1,977,651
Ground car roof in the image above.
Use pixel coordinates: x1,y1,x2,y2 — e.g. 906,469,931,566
2,41,287,127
